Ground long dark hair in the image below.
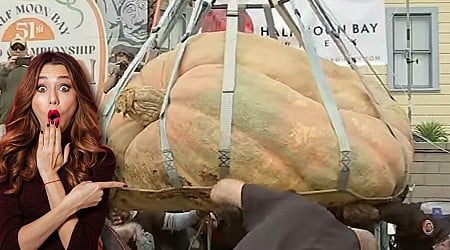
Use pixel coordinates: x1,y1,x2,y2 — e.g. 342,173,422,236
0,51,106,194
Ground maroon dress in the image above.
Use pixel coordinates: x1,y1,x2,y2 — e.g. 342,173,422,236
0,147,116,250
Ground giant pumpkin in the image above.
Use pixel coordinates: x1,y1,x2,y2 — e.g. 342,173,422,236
107,31,413,212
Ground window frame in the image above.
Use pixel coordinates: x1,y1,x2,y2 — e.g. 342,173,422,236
386,7,440,92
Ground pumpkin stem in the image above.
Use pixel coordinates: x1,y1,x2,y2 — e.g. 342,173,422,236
115,85,164,127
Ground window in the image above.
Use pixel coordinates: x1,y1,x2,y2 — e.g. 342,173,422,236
386,7,439,91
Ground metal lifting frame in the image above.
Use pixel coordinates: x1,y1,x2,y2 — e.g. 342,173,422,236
100,0,406,192
99,0,303,185
101,0,192,133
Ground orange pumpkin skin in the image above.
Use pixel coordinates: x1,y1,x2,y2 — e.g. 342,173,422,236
108,32,412,211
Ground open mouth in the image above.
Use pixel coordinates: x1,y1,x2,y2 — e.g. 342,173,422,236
47,109,60,126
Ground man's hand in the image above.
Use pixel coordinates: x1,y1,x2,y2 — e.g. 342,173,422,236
210,179,246,208
5,56,18,70
112,222,143,243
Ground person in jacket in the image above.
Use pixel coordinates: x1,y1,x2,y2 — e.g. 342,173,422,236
0,51,126,250
376,201,450,250
103,45,136,94
0,37,31,137
210,178,378,250
108,208,201,250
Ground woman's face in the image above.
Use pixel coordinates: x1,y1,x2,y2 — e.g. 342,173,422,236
32,64,78,132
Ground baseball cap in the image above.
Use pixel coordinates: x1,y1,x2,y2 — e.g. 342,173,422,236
111,44,139,58
10,37,27,48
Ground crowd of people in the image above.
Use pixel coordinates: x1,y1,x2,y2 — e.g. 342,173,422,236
0,35,449,250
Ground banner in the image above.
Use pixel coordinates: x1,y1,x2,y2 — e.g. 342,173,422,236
213,0,388,66
95,0,148,62
0,0,108,92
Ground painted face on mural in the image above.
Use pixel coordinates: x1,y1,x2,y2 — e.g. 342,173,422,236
120,0,147,42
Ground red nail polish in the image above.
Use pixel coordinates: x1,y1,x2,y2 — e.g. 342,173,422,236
40,130,43,134
46,123,49,127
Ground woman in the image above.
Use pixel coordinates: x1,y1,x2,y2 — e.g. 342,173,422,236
0,51,126,250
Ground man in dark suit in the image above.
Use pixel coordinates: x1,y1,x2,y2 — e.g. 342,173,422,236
210,179,378,250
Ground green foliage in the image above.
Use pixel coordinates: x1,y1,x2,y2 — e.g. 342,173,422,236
414,121,449,142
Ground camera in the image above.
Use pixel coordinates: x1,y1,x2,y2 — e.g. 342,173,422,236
116,61,129,71
115,61,129,77
16,56,31,66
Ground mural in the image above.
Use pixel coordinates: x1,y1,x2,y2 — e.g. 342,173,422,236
0,0,109,92
95,0,149,62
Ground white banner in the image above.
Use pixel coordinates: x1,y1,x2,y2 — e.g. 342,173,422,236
214,0,388,66
0,1,108,91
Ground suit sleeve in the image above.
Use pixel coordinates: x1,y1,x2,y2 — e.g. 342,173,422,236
241,184,299,231
377,201,429,237
67,148,116,250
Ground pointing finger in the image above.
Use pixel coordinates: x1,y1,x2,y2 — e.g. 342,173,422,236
96,181,127,189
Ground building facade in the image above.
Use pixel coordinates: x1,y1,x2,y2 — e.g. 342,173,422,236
375,0,450,130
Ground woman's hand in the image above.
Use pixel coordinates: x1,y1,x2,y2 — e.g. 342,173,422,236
64,181,126,211
36,122,70,181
